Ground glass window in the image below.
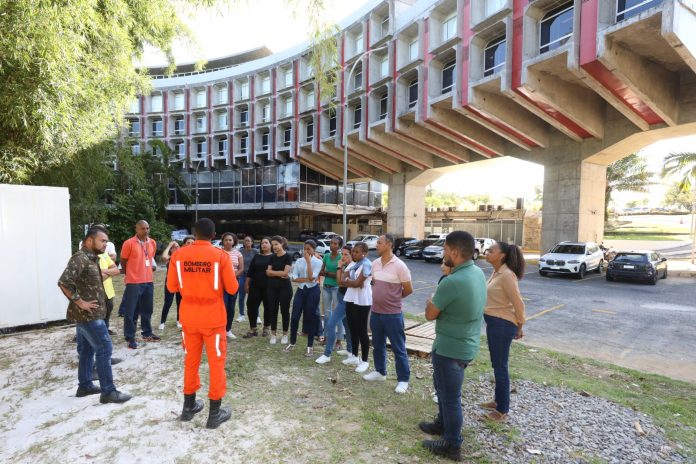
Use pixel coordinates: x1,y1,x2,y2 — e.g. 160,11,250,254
284,69,293,87
484,37,506,76
131,144,140,155
174,118,185,135
380,56,389,78
540,3,574,54
408,79,418,108
329,111,337,136
129,119,140,137
195,116,206,132
261,75,271,94
151,95,162,112
242,187,255,203
441,60,455,94
263,166,276,185
354,70,362,90
616,0,662,21
379,93,388,120
240,81,249,100
261,131,270,150
196,90,206,107
306,90,315,109
217,112,227,129
240,109,248,126
485,0,506,16
176,142,185,156
196,140,206,156
129,98,140,114
355,33,364,54
173,92,184,110
262,104,270,122
442,13,457,41
283,127,292,147
306,121,314,142
240,134,248,153
381,17,389,38
217,86,228,104
408,39,419,61
284,98,293,117
286,184,299,202
353,104,361,129
263,185,276,203
218,139,227,156
151,120,163,136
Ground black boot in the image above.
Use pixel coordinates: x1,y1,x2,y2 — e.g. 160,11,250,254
206,399,231,429
180,393,204,421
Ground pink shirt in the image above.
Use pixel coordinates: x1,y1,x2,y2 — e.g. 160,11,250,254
371,255,412,314
227,248,242,273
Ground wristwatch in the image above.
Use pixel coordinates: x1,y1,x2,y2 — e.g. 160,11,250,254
70,294,80,302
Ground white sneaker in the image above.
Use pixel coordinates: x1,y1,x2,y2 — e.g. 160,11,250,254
237,315,245,322
280,335,288,344
256,317,262,325
355,361,370,373
227,330,236,340
395,382,409,394
432,393,439,404
176,321,182,329
363,371,387,381
342,355,359,366
158,323,165,330
315,355,331,364
336,349,350,356
270,335,277,345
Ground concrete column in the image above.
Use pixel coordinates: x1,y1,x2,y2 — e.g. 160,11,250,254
387,170,443,239
541,155,607,252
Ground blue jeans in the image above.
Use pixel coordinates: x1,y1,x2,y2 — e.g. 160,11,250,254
122,282,154,341
322,286,342,339
290,285,321,347
160,274,181,324
370,312,410,382
237,275,247,316
432,350,470,448
485,314,518,414
323,291,351,356
76,319,115,394
224,291,238,332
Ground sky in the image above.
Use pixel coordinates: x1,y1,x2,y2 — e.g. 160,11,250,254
143,1,694,209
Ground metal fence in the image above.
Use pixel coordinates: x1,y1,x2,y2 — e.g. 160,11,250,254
425,219,524,245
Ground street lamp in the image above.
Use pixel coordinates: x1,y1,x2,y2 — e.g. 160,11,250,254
342,44,389,241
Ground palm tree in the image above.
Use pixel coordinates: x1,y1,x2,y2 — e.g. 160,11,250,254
605,154,653,221
663,152,696,263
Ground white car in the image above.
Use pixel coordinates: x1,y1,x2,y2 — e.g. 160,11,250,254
538,241,604,279
422,240,445,263
426,233,448,240
316,232,342,242
475,238,496,256
315,239,332,255
346,234,379,250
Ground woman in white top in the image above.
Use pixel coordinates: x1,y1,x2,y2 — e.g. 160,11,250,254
341,242,373,373
221,233,244,339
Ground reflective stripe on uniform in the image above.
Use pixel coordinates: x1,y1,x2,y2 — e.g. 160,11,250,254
181,331,187,354
215,333,221,357
176,260,183,288
214,262,219,290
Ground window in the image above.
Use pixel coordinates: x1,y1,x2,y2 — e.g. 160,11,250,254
129,98,140,113
131,144,140,155
485,0,506,16
329,112,337,136
261,75,271,94
195,115,206,132
151,119,163,136
240,134,248,153
306,121,314,142
306,90,315,109
217,87,228,104
380,56,389,78
284,69,293,87
283,127,292,147
175,141,185,156
409,38,419,61
381,17,389,38
284,98,293,117
441,60,455,93
484,37,506,76
616,0,662,21
218,138,228,156
379,94,388,120
353,104,362,129
262,104,270,122
174,117,185,135
196,140,207,157
355,33,364,54
354,70,362,90
540,3,574,54
173,93,184,110
240,109,248,126
217,112,227,130
408,79,418,108
240,81,249,100
128,120,140,137
196,90,206,107
150,95,162,112
261,131,270,150
442,13,457,41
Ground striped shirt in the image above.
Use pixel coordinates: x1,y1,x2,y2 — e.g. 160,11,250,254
371,255,412,314
227,248,242,273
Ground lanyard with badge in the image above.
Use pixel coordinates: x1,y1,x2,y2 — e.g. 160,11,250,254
139,238,151,267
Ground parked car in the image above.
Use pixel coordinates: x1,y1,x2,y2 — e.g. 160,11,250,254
299,230,319,241
346,234,379,250
422,240,445,263
171,229,190,241
426,233,448,240
606,251,667,285
316,232,342,242
403,239,438,259
475,238,496,257
315,239,332,255
394,238,418,256
393,237,416,256
538,241,604,279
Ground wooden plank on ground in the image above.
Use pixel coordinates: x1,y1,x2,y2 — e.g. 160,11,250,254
403,319,421,331
404,321,436,339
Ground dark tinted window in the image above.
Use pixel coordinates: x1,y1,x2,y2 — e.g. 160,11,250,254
551,244,585,254
614,253,648,262
540,3,574,53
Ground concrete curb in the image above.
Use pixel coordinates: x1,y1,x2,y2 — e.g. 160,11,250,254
668,269,696,278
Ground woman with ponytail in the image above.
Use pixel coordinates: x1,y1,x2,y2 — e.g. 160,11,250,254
480,241,526,422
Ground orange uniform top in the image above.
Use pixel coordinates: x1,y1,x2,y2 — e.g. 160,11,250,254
167,240,239,329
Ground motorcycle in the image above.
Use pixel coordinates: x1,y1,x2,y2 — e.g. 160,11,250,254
599,242,617,263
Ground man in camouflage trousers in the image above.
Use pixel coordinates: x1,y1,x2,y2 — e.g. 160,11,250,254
58,226,132,404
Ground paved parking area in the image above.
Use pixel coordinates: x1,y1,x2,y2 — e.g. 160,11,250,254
369,251,696,383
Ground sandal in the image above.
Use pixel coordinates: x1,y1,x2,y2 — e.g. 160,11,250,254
283,344,295,352
480,410,508,423
479,401,497,411
242,330,258,339
305,347,314,357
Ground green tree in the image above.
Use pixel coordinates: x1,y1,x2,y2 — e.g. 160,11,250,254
663,182,693,211
663,152,696,194
605,154,653,221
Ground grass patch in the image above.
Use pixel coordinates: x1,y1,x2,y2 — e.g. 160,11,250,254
604,233,689,241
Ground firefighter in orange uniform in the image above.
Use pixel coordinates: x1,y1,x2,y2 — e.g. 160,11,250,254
167,218,239,429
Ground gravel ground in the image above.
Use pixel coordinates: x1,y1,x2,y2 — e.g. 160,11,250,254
457,376,687,463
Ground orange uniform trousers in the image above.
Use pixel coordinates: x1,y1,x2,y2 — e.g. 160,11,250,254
181,325,227,400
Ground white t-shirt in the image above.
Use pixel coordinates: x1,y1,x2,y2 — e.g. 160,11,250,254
78,240,116,257
343,259,373,306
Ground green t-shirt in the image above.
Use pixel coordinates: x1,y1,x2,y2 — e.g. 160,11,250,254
322,252,341,287
431,260,487,361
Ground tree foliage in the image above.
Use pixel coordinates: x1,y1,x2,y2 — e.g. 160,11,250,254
663,181,694,211
605,154,653,221
663,152,696,194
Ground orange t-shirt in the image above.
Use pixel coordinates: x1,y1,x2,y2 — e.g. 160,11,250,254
120,236,157,284
167,240,239,329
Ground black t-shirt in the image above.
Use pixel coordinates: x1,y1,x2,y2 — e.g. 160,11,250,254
247,253,273,288
268,252,293,288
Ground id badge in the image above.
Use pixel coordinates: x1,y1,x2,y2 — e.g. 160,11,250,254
145,259,150,267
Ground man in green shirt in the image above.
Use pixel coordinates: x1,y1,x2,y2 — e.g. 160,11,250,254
418,231,486,461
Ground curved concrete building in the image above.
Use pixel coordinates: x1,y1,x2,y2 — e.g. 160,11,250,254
127,0,696,247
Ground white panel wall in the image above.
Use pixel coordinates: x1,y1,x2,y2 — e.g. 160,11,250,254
0,185,71,328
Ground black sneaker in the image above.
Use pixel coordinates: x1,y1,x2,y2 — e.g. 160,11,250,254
100,390,132,404
76,385,101,397
127,340,138,349
422,439,462,461
418,421,444,435
107,329,116,336
143,334,161,342
110,357,123,365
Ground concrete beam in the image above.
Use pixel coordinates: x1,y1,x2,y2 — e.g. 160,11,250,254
426,106,505,157
467,89,549,149
600,41,679,126
349,140,404,175
392,119,472,164
317,144,379,180
365,130,435,170
525,69,606,139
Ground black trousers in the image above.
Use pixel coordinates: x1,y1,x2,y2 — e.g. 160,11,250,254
246,284,270,330
267,284,292,332
104,298,114,328
345,302,371,362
